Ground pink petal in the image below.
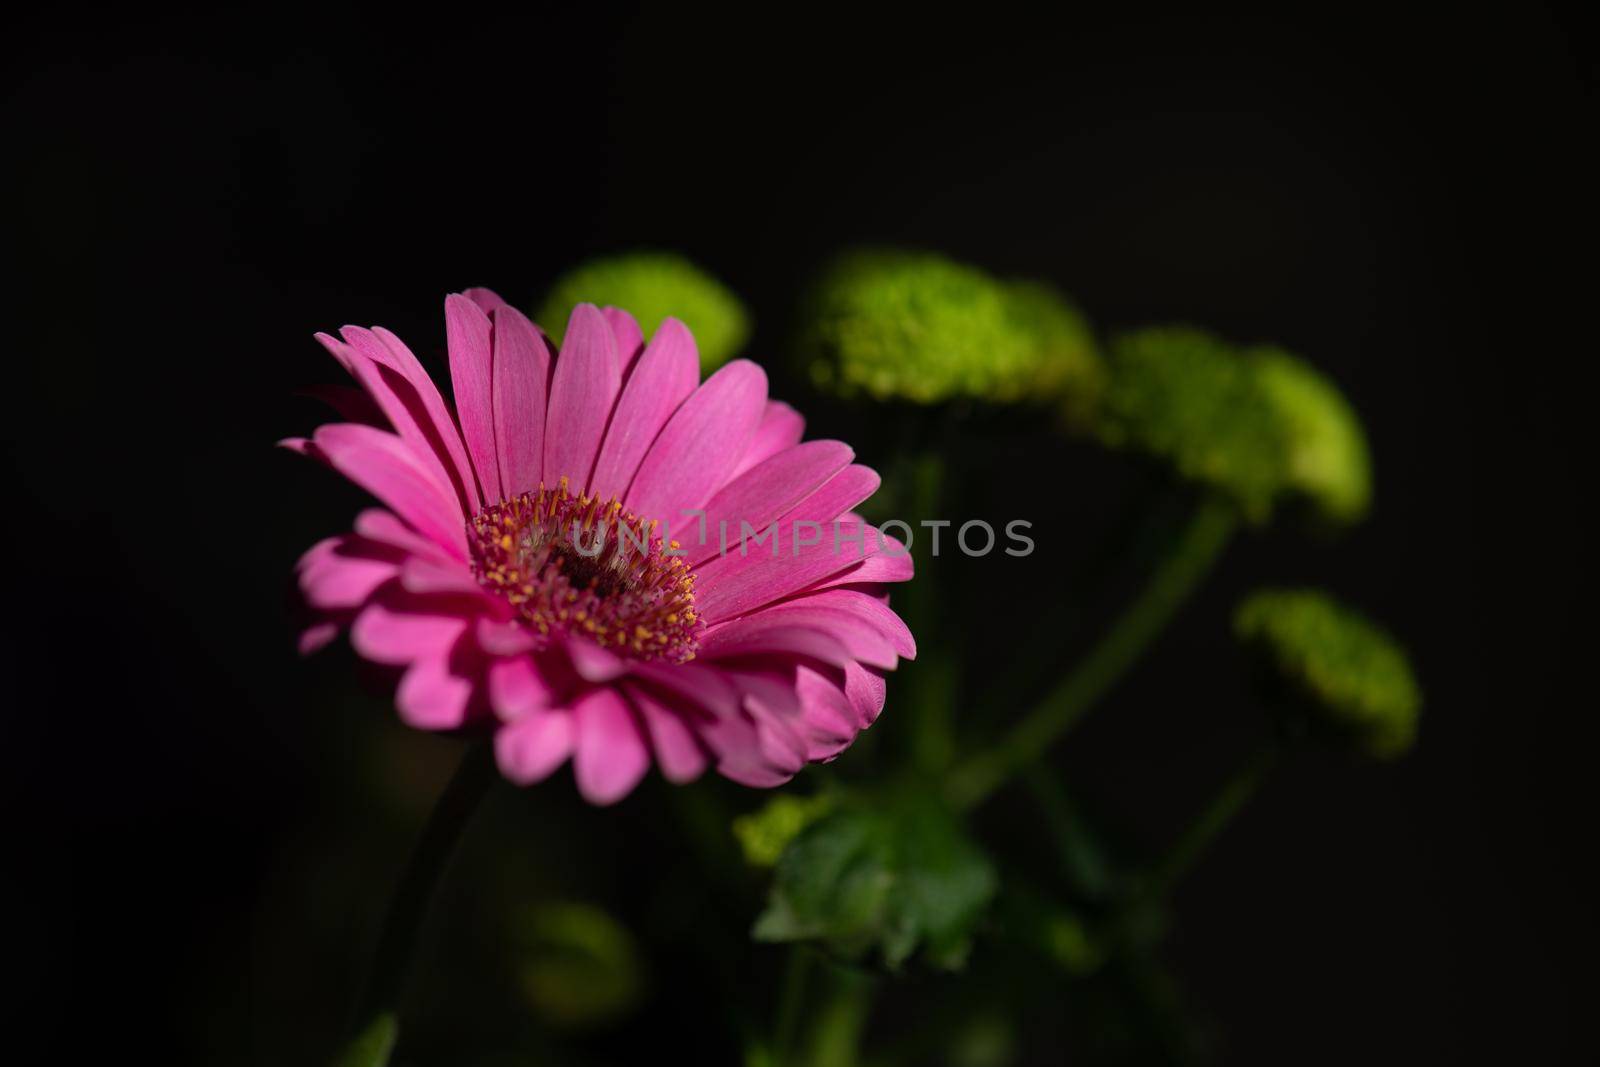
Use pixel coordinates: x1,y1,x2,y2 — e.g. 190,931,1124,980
625,360,767,520
495,707,574,784
724,665,805,720
299,622,340,655
689,441,854,564
688,464,889,615
393,554,480,596
630,661,741,719
773,588,915,659
807,542,916,591
351,598,471,666
730,401,805,478
300,547,401,610
565,636,629,682
713,753,795,789
795,664,860,760
339,326,482,515
464,287,511,314
588,317,700,502
697,703,797,788
397,652,477,730
699,623,857,668
543,303,621,492
603,307,646,378
573,688,651,805
692,520,885,623
624,683,709,784
626,666,789,786
783,465,882,528
491,305,551,499
745,694,811,773
318,333,470,514
487,654,557,718
445,294,500,505
476,617,539,657
311,424,468,558
354,509,459,567
844,661,889,728
703,604,898,669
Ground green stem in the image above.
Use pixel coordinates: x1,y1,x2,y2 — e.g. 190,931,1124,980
332,742,497,1067
1024,765,1114,901
800,964,875,1067
1147,744,1276,898
772,947,814,1067
949,495,1237,809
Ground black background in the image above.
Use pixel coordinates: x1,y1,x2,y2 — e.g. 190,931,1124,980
4,4,1590,1063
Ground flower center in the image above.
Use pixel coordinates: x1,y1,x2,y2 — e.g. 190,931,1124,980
466,478,700,663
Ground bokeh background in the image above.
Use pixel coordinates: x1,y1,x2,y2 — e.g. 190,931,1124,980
5,4,1589,1063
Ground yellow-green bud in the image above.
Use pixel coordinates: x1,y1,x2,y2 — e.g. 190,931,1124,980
1003,278,1103,424
1235,588,1421,758
536,251,751,373
798,249,1102,407
1251,348,1372,525
1096,327,1284,521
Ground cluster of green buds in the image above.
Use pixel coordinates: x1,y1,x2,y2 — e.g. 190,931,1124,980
1094,328,1372,526
1234,588,1421,758
536,251,751,373
791,249,1368,529
1252,348,1372,526
796,249,1102,410
1095,327,1287,521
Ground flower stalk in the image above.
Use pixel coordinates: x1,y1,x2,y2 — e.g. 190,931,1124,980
333,742,497,1067
948,495,1237,809
1146,743,1277,899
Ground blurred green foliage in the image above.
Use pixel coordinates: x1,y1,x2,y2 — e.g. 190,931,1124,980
797,249,1102,407
1235,588,1421,758
535,250,751,372
752,790,997,970
512,900,646,1027
734,792,837,868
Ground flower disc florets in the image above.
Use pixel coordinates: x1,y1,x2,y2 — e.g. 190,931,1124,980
467,478,701,664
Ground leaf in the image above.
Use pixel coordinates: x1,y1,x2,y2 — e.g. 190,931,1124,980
752,790,997,970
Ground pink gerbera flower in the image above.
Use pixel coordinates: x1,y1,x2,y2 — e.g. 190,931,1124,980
286,289,914,804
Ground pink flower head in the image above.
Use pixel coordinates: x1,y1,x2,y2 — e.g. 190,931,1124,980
286,290,914,804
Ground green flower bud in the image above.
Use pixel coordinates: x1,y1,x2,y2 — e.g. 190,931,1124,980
1096,327,1284,520
1251,348,1373,526
798,249,1102,407
1004,278,1103,424
536,251,751,372
1234,588,1421,758
733,792,836,868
